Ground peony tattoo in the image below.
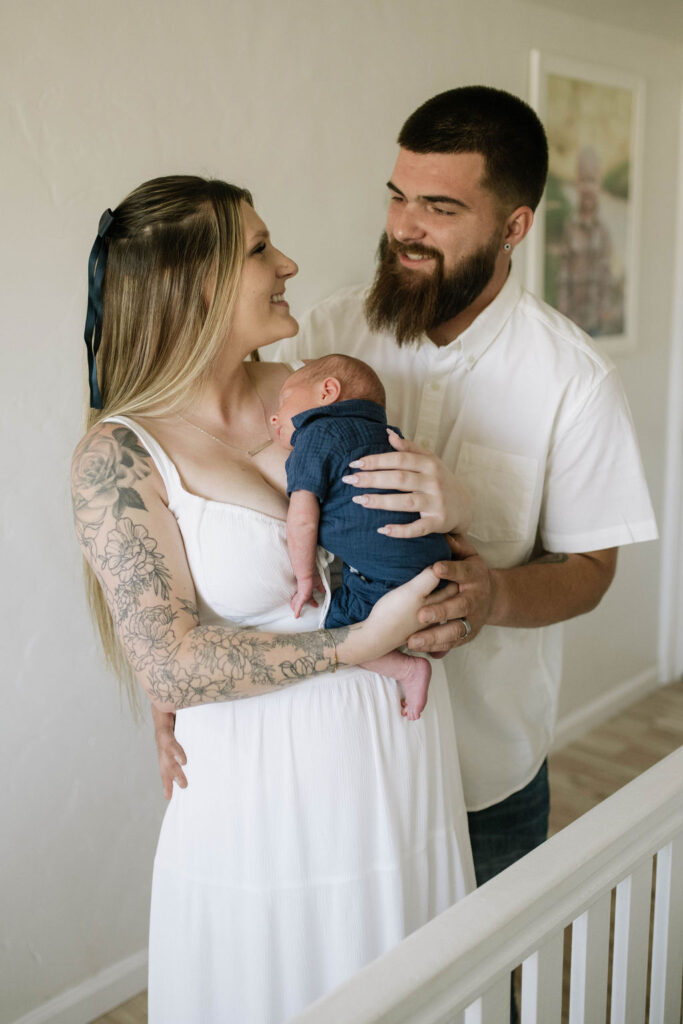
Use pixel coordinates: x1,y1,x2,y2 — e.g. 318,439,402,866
72,424,343,707
72,427,149,528
122,605,178,671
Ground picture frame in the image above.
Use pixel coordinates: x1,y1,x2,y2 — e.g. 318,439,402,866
527,51,645,354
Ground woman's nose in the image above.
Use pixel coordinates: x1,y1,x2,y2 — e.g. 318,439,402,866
278,252,298,278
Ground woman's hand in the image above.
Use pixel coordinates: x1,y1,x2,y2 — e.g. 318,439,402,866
356,566,442,659
341,430,473,537
152,707,188,800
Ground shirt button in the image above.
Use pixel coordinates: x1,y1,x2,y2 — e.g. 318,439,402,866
419,437,431,448
429,380,441,392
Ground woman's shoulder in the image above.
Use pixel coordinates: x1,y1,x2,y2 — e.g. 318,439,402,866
72,418,150,471
71,418,167,512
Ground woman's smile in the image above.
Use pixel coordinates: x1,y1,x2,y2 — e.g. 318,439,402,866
226,202,299,350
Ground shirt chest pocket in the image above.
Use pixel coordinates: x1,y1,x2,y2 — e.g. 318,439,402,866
455,442,539,543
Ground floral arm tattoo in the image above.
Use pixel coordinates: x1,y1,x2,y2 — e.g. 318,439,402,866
72,426,345,708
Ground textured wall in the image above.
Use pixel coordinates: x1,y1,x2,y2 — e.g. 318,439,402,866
1,1,680,1021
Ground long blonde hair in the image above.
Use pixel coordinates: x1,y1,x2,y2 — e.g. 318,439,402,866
81,175,253,702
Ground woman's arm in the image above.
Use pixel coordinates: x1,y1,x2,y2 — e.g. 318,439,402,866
72,423,437,711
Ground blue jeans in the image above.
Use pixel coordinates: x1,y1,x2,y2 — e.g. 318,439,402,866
467,760,550,886
466,761,550,1024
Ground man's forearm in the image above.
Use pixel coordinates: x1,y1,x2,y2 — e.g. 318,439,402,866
487,549,618,629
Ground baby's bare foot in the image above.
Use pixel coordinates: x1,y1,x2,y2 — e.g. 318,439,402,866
399,656,432,721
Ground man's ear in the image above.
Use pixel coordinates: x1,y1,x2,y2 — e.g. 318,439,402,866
319,376,342,404
504,206,534,251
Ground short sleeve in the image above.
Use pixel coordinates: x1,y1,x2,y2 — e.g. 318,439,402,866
285,425,340,501
541,369,658,552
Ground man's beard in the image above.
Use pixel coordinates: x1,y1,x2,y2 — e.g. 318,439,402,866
364,231,500,344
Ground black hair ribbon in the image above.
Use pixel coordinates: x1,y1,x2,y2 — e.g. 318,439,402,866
83,208,115,409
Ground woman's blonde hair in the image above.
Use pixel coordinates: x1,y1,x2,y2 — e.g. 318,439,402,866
82,174,253,703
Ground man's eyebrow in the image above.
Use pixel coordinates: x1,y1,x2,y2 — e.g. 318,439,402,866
386,180,470,210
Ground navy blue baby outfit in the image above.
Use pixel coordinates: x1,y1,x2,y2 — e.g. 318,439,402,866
285,399,451,628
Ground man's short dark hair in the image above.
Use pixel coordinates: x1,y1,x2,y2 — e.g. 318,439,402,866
398,85,548,213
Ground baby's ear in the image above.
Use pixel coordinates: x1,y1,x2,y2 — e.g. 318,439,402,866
320,376,342,404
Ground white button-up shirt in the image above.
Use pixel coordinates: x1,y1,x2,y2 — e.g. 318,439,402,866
269,275,657,810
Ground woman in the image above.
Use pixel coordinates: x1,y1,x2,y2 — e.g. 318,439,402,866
72,176,474,1023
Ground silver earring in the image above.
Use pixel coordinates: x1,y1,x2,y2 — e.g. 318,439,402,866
504,242,512,252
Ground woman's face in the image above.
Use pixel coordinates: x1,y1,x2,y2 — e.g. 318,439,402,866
227,202,299,352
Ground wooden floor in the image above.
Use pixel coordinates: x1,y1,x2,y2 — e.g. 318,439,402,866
548,679,683,837
92,680,683,1024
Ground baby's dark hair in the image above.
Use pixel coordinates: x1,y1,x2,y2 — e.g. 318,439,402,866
294,354,386,407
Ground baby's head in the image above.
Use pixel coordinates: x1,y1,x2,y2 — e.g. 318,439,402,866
271,354,385,448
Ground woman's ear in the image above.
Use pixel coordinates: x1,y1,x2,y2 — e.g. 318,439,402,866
319,376,342,404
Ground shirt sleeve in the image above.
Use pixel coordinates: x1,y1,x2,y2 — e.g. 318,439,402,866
286,425,338,501
541,368,658,552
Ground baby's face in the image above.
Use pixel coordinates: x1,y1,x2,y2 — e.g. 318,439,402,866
270,372,322,449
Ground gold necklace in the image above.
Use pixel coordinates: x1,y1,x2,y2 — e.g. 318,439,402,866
179,386,274,458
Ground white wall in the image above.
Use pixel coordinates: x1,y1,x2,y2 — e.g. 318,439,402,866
1,1,681,1021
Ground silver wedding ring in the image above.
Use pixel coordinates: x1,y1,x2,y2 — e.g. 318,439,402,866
458,617,472,641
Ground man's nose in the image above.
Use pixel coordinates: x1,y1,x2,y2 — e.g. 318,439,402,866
390,203,425,243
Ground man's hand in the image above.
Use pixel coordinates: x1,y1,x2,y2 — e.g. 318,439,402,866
341,430,473,537
405,537,618,653
152,707,188,800
407,534,494,653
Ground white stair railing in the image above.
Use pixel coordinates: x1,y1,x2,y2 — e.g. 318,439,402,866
291,747,683,1024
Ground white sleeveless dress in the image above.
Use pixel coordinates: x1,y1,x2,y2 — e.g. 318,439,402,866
108,415,475,1024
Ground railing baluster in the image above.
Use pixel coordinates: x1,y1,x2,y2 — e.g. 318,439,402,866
649,833,683,1023
610,858,653,1023
521,931,564,1023
290,751,683,1024
464,976,511,1023
569,893,610,1024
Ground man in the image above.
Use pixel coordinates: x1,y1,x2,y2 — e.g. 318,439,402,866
157,86,656,890
268,85,658,886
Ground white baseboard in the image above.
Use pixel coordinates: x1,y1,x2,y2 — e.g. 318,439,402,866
10,950,146,1024
551,665,661,752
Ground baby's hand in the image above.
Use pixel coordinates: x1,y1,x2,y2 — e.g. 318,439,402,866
290,574,322,618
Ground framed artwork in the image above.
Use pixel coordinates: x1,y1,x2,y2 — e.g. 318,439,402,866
527,51,644,353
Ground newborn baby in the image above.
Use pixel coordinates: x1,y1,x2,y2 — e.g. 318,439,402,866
270,354,451,719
